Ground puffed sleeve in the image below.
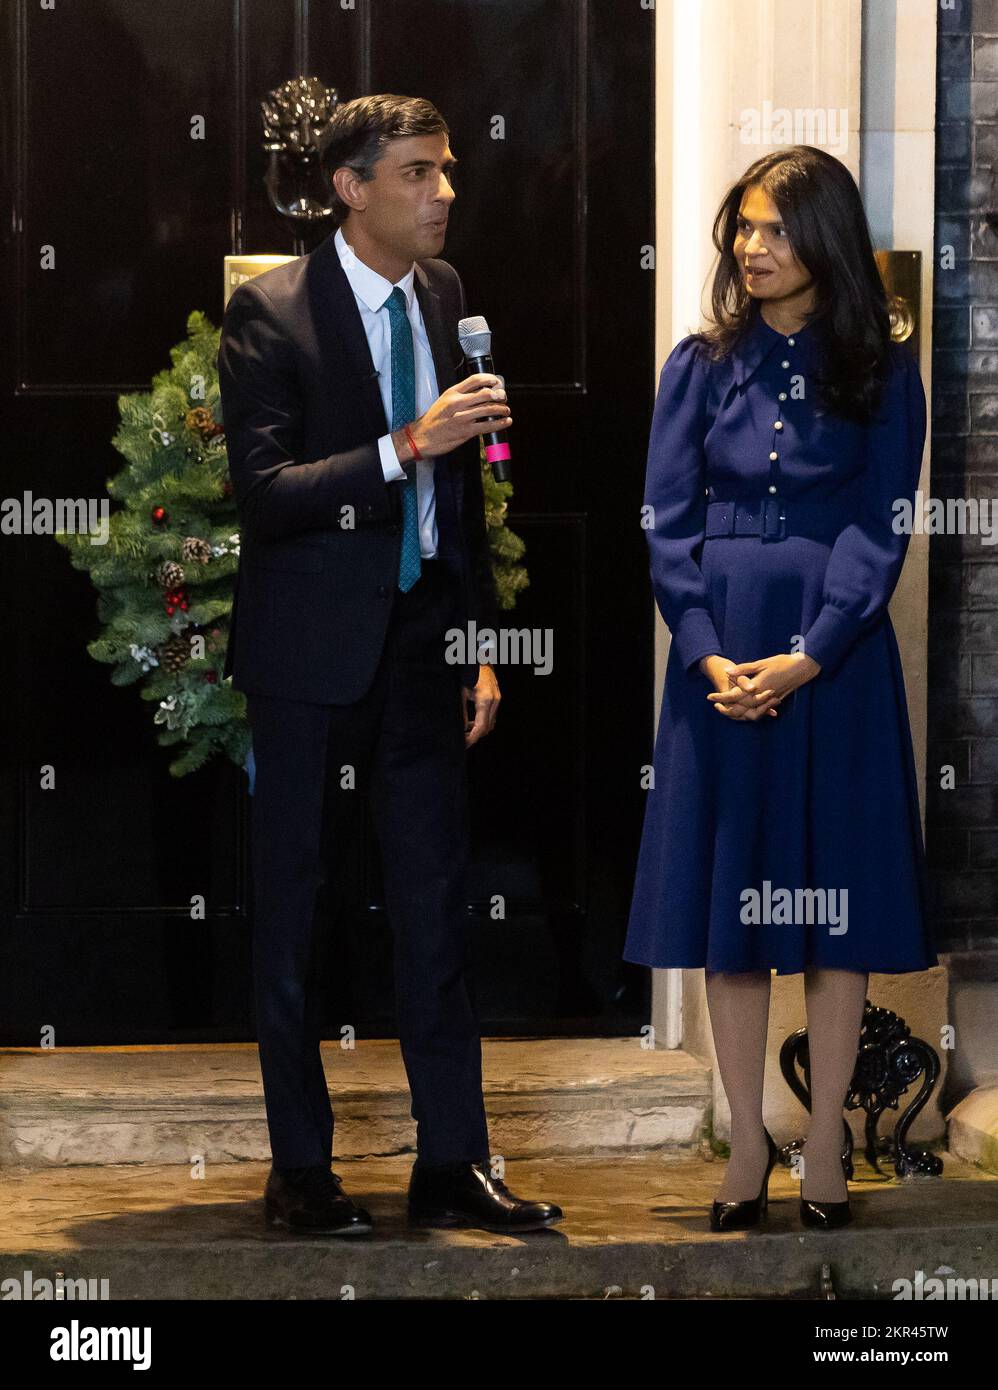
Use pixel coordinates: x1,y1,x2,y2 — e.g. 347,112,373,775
802,343,927,675
644,335,723,672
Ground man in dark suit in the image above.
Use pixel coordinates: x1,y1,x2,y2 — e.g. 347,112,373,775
217,93,561,1235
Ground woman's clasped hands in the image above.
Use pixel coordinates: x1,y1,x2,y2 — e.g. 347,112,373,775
698,652,822,720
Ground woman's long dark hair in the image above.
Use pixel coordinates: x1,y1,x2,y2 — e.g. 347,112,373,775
699,145,896,424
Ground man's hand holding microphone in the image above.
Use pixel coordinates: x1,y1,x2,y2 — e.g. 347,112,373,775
389,373,511,464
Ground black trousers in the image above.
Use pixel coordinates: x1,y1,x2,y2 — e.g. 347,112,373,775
245,558,490,1169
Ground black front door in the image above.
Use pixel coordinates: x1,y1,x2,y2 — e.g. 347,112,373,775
0,0,654,1042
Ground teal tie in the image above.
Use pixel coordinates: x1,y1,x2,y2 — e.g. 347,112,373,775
383,286,421,592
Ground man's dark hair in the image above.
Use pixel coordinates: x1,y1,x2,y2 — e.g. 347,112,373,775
318,93,449,226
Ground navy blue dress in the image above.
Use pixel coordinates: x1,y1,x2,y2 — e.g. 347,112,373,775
624,304,937,976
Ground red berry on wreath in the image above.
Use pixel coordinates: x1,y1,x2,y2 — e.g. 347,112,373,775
151,505,168,525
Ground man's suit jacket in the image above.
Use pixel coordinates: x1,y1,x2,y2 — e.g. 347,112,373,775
216,228,500,704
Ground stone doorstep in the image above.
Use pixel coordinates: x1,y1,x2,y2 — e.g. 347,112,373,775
0,1105,709,1167
0,1039,713,1167
2,1153,997,1301
947,1085,998,1175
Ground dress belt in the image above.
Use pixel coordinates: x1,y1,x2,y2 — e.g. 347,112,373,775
704,495,850,544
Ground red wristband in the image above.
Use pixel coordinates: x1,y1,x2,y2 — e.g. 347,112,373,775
403,422,422,462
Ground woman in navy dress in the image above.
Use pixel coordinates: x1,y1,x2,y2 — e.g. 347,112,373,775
624,146,936,1230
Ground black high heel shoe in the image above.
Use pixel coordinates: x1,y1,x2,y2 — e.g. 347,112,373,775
709,1128,780,1232
799,1139,853,1229
841,1125,854,1181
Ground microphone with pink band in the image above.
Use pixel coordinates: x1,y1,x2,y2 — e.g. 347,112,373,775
458,315,511,483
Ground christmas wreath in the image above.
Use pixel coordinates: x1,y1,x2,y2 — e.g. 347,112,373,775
57,310,526,777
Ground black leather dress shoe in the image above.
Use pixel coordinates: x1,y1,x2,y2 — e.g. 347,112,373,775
408,1161,563,1233
264,1165,373,1235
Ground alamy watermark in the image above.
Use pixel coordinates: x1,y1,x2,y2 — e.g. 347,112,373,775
892,492,998,544
738,104,849,156
740,880,848,935
50,1320,150,1370
444,621,553,676
892,1267,998,1300
2,1268,110,1300
2,492,109,545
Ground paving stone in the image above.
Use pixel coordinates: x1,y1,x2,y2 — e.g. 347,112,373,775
2,1150,995,1300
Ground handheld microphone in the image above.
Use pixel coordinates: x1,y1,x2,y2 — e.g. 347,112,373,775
458,315,511,483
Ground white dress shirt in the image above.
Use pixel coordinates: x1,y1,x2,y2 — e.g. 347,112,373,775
334,225,438,558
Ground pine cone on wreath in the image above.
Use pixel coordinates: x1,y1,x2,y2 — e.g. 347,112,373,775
181,537,212,566
158,632,192,673
185,405,224,440
157,560,186,590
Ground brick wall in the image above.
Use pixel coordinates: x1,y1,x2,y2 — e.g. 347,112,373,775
928,0,998,955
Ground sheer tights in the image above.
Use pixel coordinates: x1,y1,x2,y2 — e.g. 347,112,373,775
704,967,868,1204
